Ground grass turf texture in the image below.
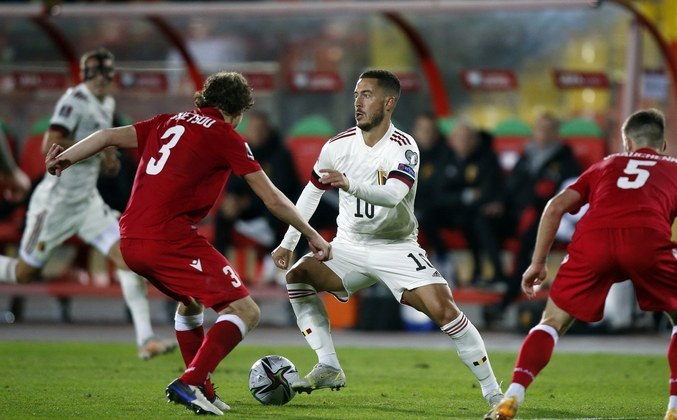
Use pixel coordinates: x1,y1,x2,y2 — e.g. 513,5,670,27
0,342,667,419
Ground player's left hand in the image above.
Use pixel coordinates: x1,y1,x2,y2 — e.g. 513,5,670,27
319,169,349,191
521,262,547,298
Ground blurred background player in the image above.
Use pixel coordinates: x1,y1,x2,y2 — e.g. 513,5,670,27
45,71,332,415
272,70,504,408
0,48,175,360
485,108,677,420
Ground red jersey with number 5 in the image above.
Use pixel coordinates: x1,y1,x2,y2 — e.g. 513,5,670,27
567,148,677,237
120,107,261,240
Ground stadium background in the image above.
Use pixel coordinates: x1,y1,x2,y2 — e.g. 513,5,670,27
0,0,675,334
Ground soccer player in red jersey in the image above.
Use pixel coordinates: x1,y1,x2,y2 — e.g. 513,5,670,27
45,71,332,416
486,108,677,420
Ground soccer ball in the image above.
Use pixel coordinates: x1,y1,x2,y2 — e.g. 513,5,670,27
248,355,299,405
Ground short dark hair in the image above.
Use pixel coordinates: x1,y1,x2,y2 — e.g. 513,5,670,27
194,71,254,116
359,69,401,100
622,108,665,148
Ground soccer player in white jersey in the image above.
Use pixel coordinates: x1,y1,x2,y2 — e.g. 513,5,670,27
0,48,175,360
272,70,504,409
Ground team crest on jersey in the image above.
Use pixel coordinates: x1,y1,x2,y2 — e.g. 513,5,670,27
244,142,255,160
377,169,387,185
405,149,418,166
58,105,73,118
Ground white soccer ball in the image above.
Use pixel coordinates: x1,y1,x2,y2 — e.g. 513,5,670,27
248,355,299,405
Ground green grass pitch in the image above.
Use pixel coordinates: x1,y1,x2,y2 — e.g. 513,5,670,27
0,341,668,419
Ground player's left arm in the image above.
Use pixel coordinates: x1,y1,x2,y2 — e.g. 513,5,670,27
45,125,138,176
522,188,583,297
319,169,409,208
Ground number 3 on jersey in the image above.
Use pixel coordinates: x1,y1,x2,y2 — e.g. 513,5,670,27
617,159,656,189
146,125,185,175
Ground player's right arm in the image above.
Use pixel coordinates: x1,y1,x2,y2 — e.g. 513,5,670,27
522,188,583,297
42,128,76,155
270,181,326,268
45,125,138,176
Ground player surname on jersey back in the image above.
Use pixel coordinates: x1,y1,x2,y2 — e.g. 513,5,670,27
170,111,216,128
617,151,677,164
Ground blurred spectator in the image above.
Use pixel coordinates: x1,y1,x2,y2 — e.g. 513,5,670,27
420,119,505,287
411,112,449,278
484,112,581,326
412,112,445,219
214,111,300,281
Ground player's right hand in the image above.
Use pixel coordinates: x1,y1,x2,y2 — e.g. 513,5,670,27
521,262,547,298
45,143,70,177
271,246,293,269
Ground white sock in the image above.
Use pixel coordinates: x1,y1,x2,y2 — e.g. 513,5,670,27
117,269,154,346
287,283,340,369
506,383,526,405
441,312,500,397
0,255,18,283
174,312,204,331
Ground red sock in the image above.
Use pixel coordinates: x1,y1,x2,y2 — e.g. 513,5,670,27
176,326,204,367
512,326,557,389
669,328,677,396
180,319,243,386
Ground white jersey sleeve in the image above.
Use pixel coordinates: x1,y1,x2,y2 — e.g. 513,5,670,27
279,181,325,251
40,83,115,205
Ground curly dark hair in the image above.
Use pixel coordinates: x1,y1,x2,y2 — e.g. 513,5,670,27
194,71,254,115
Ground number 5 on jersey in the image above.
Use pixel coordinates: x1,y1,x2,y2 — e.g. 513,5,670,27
617,159,656,189
146,126,185,175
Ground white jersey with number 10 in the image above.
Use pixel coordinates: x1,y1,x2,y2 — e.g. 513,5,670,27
313,123,419,245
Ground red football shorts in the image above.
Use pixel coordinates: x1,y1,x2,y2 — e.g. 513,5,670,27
120,234,249,312
550,227,677,323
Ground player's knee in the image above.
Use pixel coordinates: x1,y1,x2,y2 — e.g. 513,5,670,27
240,300,261,332
15,262,40,283
285,265,310,285
431,303,461,326
226,296,261,332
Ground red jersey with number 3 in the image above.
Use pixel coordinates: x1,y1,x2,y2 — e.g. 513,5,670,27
567,148,677,237
120,107,261,240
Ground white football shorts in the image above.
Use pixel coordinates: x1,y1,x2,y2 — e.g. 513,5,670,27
20,186,121,268
298,238,449,302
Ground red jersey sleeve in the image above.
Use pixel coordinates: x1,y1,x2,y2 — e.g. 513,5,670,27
567,164,596,202
132,115,162,154
224,129,261,176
